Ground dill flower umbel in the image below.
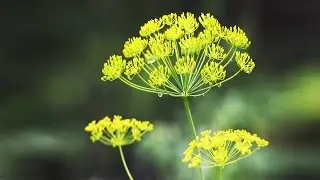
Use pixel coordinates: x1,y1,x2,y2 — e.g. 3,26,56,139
85,115,153,180
101,12,255,97
182,129,269,168
85,115,153,147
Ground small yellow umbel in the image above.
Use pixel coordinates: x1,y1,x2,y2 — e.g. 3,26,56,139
85,115,154,180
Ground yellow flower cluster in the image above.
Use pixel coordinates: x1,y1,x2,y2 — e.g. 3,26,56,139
179,36,203,54
123,37,148,58
174,56,196,75
148,65,171,87
206,44,226,60
85,115,153,147
124,57,144,79
223,26,251,49
177,12,199,34
139,18,164,37
182,129,269,168
101,55,126,81
199,13,222,33
145,34,173,62
164,25,184,41
162,13,178,25
101,12,255,97
235,51,255,74
201,61,226,85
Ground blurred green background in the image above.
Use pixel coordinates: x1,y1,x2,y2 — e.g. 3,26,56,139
1,0,320,180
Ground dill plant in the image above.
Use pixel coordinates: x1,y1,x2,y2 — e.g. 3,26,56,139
85,12,269,180
85,115,153,180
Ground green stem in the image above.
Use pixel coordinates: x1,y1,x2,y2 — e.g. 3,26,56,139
219,167,223,180
182,97,197,138
182,97,204,180
119,146,134,180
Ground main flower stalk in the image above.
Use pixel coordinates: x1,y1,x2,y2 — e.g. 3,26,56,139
182,97,204,180
182,97,197,138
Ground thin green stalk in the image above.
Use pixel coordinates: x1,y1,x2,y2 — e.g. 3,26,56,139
182,97,204,180
118,146,134,180
182,97,197,139
219,167,223,180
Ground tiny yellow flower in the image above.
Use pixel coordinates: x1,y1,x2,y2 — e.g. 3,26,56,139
179,36,203,55
189,154,201,168
197,29,220,46
200,61,226,85
101,55,126,81
198,13,221,32
139,18,163,37
182,139,197,163
148,65,171,87
205,44,227,60
123,37,148,58
85,115,153,147
182,129,269,168
235,51,255,73
146,34,173,61
223,26,251,49
162,13,178,25
164,25,184,41
124,57,145,79
177,12,199,34
213,146,228,166
84,120,103,142
84,120,97,132
174,56,196,74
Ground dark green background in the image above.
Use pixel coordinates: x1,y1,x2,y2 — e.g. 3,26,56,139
1,0,320,179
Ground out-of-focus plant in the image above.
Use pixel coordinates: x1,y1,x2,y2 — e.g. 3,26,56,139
182,129,268,180
85,12,268,180
85,115,153,180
